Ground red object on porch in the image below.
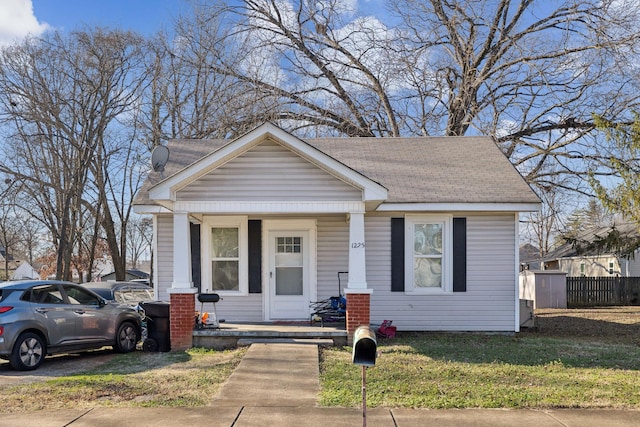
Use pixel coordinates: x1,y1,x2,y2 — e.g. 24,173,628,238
170,293,196,350
346,293,371,343
376,320,397,339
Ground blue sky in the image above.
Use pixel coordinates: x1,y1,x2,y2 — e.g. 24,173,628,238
30,0,184,34
0,0,186,46
1,0,388,46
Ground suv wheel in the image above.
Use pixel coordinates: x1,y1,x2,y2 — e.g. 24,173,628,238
10,332,46,371
115,322,139,353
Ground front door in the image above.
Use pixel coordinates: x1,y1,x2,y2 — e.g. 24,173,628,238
266,220,316,320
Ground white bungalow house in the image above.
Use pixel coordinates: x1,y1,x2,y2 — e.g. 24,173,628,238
133,123,540,349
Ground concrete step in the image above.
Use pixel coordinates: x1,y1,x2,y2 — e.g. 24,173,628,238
237,338,335,346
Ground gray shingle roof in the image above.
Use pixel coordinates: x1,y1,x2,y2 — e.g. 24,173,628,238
544,222,640,259
134,134,540,206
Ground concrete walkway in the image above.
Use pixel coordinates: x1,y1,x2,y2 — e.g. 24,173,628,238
2,343,640,426
211,343,319,407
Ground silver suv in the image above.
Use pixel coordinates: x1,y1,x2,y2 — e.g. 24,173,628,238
0,280,142,371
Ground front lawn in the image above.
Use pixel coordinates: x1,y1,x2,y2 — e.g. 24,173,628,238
1,307,639,412
320,307,640,408
320,333,640,408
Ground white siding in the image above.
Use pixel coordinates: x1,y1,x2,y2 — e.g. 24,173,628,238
559,256,619,277
212,294,263,322
367,214,517,332
156,215,174,301
156,211,519,329
317,216,350,300
628,254,640,276
557,252,640,277
155,214,264,321
177,140,362,202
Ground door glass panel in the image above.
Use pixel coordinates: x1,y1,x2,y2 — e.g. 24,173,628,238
275,236,303,296
276,267,303,295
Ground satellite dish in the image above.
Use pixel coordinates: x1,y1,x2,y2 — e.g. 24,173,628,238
151,145,170,173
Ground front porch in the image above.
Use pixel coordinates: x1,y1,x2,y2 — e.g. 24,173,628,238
192,322,348,350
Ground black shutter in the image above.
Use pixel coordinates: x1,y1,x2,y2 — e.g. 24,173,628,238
453,217,467,292
248,220,262,293
190,222,202,293
391,218,405,292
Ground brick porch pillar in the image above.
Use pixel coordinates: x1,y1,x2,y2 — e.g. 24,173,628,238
169,291,196,350
345,211,371,344
345,289,372,344
169,212,196,351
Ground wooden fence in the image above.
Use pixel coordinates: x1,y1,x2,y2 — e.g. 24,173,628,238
566,277,640,307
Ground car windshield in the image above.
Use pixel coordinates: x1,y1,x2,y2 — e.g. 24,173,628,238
113,288,154,304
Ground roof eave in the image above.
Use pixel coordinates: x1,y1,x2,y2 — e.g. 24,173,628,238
376,202,541,212
133,204,173,214
147,122,387,204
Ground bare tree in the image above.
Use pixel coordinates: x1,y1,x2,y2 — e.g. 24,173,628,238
12,213,45,267
0,188,22,280
127,215,152,269
136,22,253,144
170,0,639,190
392,0,640,192
0,29,148,281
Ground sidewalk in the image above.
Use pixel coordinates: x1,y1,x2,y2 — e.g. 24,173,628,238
1,343,639,426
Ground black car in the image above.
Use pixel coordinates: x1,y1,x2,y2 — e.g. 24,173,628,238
0,280,142,371
81,281,154,305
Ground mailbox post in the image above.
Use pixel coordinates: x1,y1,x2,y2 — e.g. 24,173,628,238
352,326,377,427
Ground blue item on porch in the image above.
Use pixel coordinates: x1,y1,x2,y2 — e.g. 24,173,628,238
330,295,347,314
310,272,348,326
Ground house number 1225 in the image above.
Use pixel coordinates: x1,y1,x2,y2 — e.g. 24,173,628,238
351,242,365,248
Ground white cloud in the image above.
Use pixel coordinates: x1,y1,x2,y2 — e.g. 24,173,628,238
0,0,49,47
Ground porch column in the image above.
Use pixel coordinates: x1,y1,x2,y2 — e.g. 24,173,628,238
347,212,367,289
172,212,193,289
169,212,197,350
345,211,371,342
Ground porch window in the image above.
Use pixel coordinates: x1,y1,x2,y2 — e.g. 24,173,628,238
211,227,239,291
405,215,452,293
204,216,248,294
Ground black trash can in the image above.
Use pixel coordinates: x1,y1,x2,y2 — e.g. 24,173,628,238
141,301,171,352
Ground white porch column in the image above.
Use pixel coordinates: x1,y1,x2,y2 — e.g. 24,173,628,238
172,212,193,289
347,211,367,290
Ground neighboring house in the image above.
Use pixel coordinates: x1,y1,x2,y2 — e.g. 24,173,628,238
133,123,540,346
1,259,40,280
91,256,115,281
0,249,39,280
11,260,40,280
519,243,542,271
542,222,640,277
101,268,150,282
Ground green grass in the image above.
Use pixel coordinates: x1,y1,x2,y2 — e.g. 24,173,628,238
3,310,640,412
319,333,640,409
0,347,246,413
